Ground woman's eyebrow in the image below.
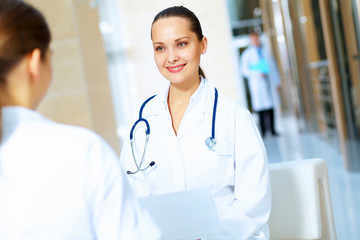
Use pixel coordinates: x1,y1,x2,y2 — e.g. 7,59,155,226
153,41,163,45
175,36,190,42
153,36,190,45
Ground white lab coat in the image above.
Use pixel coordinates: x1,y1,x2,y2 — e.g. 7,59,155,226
0,106,160,240
120,78,271,240
241,44,281,112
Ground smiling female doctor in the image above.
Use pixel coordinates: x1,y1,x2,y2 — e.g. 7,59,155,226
120,6,271,240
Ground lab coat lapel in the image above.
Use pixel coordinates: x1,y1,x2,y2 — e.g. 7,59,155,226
177,106,205,140
141,85,169,118
177,79,214,140
142,99,161,117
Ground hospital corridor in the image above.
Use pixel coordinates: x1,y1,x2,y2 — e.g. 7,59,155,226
1,0,360,239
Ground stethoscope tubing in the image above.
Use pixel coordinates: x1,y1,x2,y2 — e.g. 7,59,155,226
211,88,218,140
130,118,150,140
128,87,218,174
127,95,156,175
128,134,150,174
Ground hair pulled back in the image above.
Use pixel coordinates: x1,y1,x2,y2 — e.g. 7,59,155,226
0,0,51,142
0,0,51,84
151,6,206,79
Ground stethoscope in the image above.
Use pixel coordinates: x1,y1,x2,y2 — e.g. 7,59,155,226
126,87,218,175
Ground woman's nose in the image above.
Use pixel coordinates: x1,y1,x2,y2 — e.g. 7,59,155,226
167,49,179,63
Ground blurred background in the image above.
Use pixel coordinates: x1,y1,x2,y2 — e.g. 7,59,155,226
25,0,360,239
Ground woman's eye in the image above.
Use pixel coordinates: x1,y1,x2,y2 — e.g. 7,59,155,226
155,46,165,52
177,42,187,48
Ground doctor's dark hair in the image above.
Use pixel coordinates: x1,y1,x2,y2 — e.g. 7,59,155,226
0,0,51,84
151,6,206,79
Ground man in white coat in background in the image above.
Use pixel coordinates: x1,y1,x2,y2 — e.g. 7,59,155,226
241,31,281,137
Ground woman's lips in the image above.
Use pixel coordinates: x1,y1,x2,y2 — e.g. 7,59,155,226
166,64,186,73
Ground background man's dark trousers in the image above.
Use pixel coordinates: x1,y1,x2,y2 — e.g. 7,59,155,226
258,108,278,137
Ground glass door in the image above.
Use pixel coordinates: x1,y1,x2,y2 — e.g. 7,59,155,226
288,0,360,170
329,0,360,170
294,0,339,142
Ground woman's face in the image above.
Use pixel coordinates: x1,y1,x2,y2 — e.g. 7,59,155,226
151,17,207,86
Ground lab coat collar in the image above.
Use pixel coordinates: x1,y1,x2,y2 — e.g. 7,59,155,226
143,77,215,119
157,76,214,110
2,106,45,124
143,83,170,117
192,76,215,114
157,79,206,103
1,106,47,144
176,77,215,139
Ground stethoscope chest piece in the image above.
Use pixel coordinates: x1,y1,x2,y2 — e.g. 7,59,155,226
205,137,217,151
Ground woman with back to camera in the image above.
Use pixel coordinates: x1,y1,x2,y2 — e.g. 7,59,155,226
120,5,271,240
0,0,160,239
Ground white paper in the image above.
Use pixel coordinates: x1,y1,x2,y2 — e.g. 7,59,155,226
139,188,223,240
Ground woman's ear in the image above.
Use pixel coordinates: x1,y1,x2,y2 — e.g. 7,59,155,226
201,37,208,54
28,48,42,82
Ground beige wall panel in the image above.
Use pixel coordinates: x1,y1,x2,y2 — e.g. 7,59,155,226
73,1,110,89
26,0,92,130
87,87,120,149
73,0,120,154
26,0,121,154
48,40,86,94
27,0,77,41
38,91,92,129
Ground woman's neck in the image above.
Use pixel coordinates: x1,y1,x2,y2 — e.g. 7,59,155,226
167,76,201,135
168,76,201,104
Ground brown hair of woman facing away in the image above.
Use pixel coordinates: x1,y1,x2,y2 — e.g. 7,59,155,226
0,0,51,142
151,5,206,79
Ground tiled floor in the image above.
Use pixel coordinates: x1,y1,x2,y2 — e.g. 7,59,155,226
260,114,360,240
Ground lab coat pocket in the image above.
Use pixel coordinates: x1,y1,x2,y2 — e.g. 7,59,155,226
216,139,234,159
217,140,235,179
128,170,147,182
205,140,234,184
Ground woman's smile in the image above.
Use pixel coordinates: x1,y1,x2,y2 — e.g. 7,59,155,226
166,63,186,73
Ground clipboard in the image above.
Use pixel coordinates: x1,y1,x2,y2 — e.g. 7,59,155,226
139,188,223,240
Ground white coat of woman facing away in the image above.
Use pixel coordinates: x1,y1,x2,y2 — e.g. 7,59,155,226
0,0,160,239
120,6,271,240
